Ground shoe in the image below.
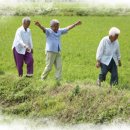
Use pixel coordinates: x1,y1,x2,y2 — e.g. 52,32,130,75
97,79,101,86
26,74,33,78
41,78,45,81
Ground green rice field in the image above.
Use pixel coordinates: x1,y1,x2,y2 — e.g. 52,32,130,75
0,16,130,123
0,16,130,89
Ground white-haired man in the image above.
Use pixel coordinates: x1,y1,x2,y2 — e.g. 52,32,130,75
96,27,121,86
35,19,81,80
12,17,34,77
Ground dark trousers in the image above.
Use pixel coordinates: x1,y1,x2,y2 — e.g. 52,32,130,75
99,58,118,86
13,48,34,76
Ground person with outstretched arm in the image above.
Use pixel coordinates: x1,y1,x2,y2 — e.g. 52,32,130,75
35,19,81,80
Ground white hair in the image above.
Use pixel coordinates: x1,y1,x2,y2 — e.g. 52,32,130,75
109,27,120,36
22,17,31,24
50,19,59,26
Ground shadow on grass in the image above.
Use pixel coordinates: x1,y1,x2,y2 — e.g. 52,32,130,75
0,70,5,75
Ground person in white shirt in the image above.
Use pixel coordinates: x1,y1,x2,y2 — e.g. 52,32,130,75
12,17,34,77
34,19,81,80
96,27,121,86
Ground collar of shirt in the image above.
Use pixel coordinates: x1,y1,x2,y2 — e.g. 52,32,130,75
21,26,30,32
107,36,117,45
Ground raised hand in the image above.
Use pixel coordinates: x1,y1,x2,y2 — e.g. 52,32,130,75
34,21,46,33
34,21,41,26
75,20,82,26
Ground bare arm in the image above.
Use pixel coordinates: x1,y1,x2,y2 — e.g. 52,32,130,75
66,20,81,31
34,21,46,33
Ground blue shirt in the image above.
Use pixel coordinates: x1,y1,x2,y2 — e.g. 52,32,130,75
45,28,68,53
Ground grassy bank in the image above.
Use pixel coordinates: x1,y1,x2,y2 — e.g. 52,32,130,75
0,74,130,124
0,2,130,16
0,15,130,123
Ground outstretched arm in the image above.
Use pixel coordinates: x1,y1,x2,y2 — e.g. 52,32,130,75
66,21,81,31
34,21,46,33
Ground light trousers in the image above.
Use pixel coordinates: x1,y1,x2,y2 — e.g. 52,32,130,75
41,51,62,80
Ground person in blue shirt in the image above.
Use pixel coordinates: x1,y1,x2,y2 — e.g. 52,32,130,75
35,19,81,80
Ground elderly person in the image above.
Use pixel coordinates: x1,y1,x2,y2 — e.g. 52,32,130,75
35,19,81,80
96,27,121,86
12,17,33,77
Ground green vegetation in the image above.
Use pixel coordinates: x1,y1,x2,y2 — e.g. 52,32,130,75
0,75,130,124
0,15,130,123
0,2,130,16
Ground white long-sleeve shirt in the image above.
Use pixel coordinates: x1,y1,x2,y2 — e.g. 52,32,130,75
96,36,121,66
12,26,33,55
